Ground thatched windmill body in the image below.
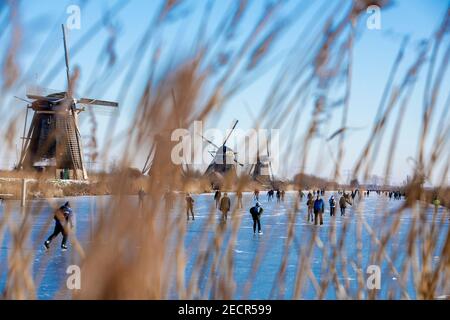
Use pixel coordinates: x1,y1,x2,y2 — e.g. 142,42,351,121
249,138,275,187
202,120,244,180
17,25,118,180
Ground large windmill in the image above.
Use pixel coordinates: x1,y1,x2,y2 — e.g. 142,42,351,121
202,120,244,179
16,25,118,180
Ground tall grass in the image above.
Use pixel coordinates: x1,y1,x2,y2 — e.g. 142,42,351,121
0,0,449,300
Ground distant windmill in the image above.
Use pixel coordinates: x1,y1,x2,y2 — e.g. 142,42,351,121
16,25,118,180
248,138,274,187
202,119,244,178
241,101,276,187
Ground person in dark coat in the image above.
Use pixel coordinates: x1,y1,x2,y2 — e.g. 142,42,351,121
219,192,231,221
44,202,74,251
250,202,264,234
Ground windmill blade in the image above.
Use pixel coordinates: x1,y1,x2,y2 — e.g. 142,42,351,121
269,162,275,182
14,96,33,104
78,98,119,107
62,24,72,98
222,119,238,146
26,94,66,103
234,159,244,167
199,134,220,149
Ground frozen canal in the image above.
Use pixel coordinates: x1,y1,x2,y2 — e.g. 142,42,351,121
0,192,448,299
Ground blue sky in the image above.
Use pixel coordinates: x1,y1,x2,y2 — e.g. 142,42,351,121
1,0,449,185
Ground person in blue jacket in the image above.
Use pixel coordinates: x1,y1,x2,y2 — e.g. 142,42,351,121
329,195,336,217
313,195,324,225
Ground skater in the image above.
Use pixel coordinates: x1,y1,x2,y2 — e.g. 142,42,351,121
254,189,260,201
250,202,264,234
44,202,74,251
329,195,336,217
164,189,175,211
299,190,305,199
138,187,146,209
219,192,231,221
306,196,314,222
267,190,273,201
236,190,243,209
339,194,352,216
185,193,195,220
281,190,285,202
214,190,221,208
276,190,281,203
433,196,440,213
313,195,324,225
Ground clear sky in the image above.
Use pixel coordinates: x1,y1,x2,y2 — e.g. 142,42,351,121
0,0,449,186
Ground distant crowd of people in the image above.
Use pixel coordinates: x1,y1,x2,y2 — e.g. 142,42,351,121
41,185,442,252
183,187,415,231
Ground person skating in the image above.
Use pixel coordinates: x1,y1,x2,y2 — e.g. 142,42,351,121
329,195,336,217
219,192,231,221
276,190,281,203
306,196,314,222
214,190,221,209
44,202,74,251
433,196,440,214
254,189,260,201
250,202,264,234
236,190,243,209
185,193,195,220
281,190,285,202
267,190,273,201
138,187,146,209
299,190,305,199
164,188,175,211
313,195,324,225
339,194,352,216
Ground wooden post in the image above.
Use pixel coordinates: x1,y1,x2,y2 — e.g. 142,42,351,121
21,179,27,207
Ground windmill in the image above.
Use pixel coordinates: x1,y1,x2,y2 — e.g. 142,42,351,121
16,25,118,180
248,138,274,187
202,120,244,180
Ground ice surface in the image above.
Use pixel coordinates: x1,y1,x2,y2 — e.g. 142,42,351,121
0,192,448,299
